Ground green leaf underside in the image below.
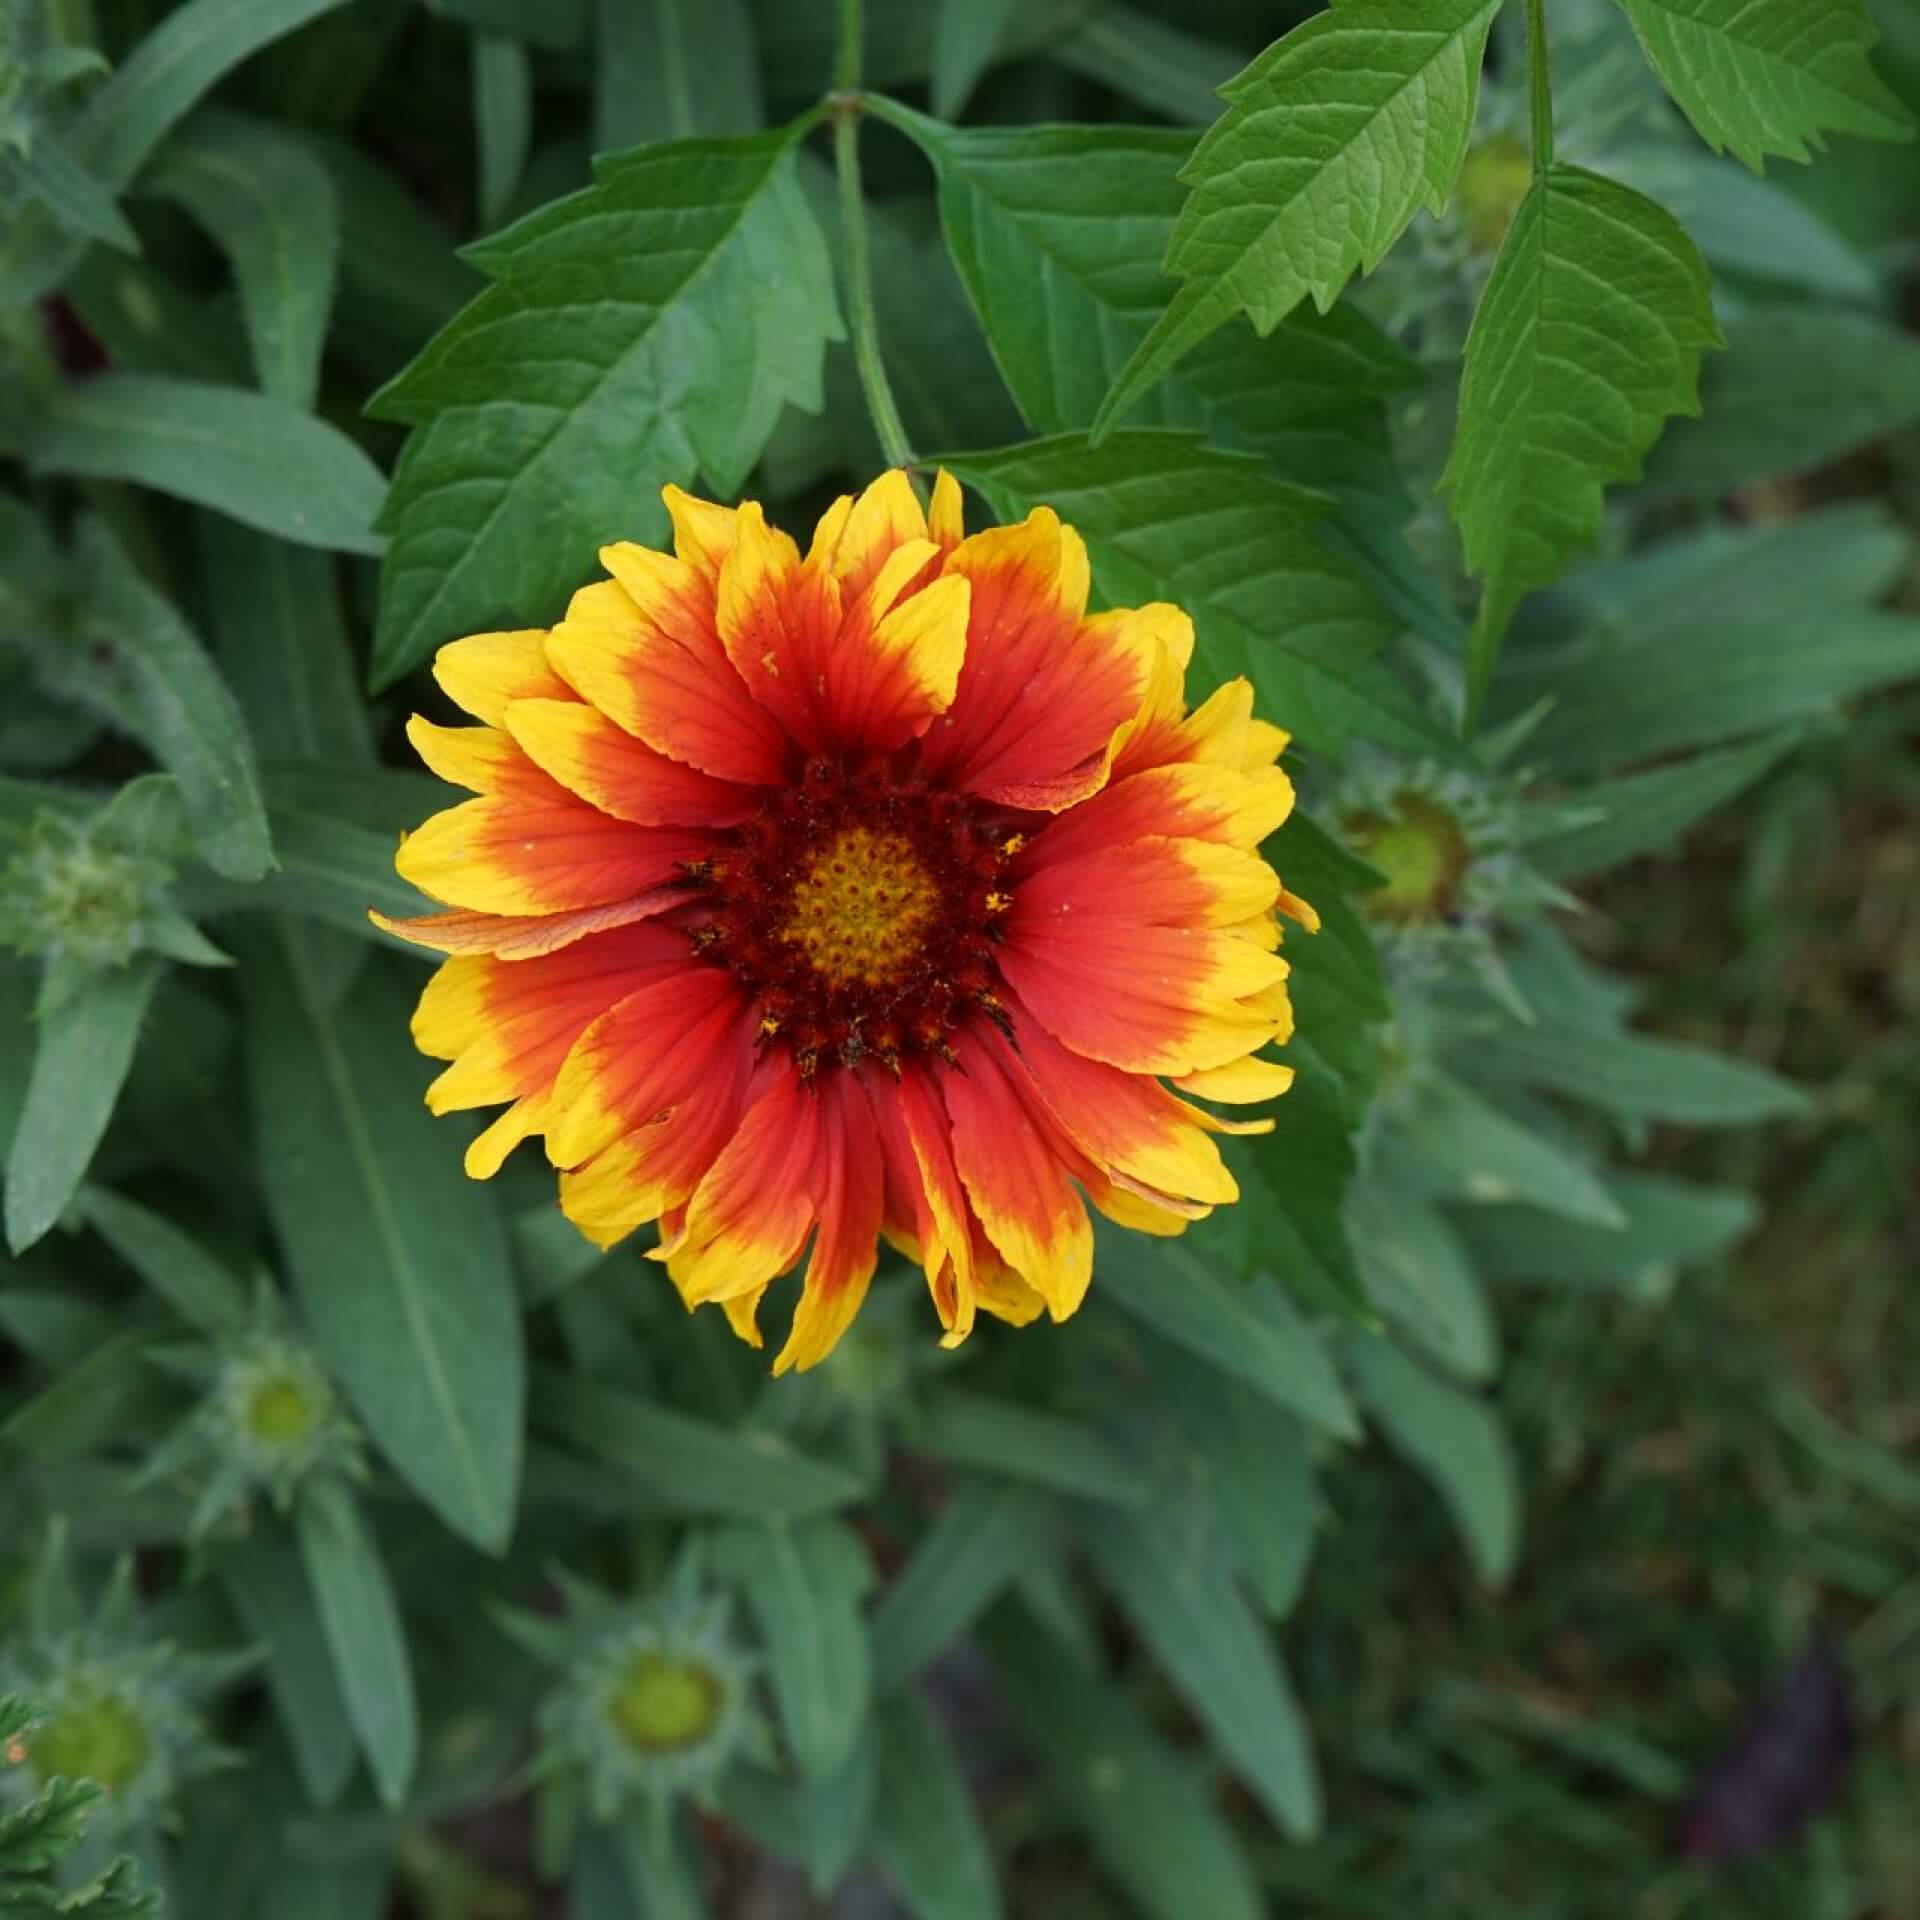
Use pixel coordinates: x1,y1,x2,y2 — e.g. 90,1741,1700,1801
0,0,349,301
77,517,274,882
295,1478,418,1807
5,959,163,1256
894,113,1416,506
143,109,341,410
1441,165,1721,705
32,375,387,555
939,432,1447,760
1619,0,1913,172
1085,1505,1320,1837
246,945,524,1551
1091,0,1500,438
985,1620,1264,1920
1346,1335,1520,1587
368,123,841,689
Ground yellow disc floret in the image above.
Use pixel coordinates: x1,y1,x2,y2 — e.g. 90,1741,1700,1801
778,826,940,987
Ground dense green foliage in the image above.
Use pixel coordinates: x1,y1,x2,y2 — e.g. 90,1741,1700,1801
1,0,1917,1913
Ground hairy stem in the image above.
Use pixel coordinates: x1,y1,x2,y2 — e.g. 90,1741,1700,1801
832,0,916,476
1526,0,1554,174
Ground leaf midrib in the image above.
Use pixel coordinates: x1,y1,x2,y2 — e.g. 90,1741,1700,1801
287,949,499,1542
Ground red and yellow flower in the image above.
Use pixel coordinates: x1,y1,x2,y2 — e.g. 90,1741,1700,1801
378,472,1316,1372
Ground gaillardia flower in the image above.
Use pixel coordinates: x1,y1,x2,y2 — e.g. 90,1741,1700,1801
377,472,1315,1372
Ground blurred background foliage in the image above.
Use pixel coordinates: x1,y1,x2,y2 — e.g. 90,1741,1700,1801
1,0,1918,1915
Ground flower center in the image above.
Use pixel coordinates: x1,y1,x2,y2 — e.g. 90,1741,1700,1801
693,759,1022,1078
29,1689,151,1792
1343,791,1471,924
606,1650,722,1754
778,826,941,988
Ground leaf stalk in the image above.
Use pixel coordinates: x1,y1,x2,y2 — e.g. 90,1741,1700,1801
831,0,917,480
1526,0,1554,174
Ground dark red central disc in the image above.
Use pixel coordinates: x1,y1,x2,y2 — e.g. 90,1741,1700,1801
689,759,1024,1076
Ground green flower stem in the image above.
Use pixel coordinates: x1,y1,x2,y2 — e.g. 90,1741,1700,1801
832,0,917,478
1526,0,1554,174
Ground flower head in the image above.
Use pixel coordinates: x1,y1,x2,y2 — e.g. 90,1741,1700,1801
499,1565,748,1819
381,473,1314,1371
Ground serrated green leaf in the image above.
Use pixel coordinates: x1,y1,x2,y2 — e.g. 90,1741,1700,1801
0,1773,103,1876
1097,1232,1361,1440
871,1691,1003,1920
1085,1502,1319,1836
888,111,1416,506
472,34,531,231
1641,307,1920,499
32,377,386,555
715,1517,873,1782
1441,165,1721,707
983,1618,1264,1920
1523,734,1796,880
142,110,339,410
76,1186,249,1334
294,1477,417,1809
1346,1333,1519,1587
529,1366,867,1517
368,123,841,688
1618,0,1912,170
5,958,163,1256
939,432,1450,759
1091,0,1500,439
75,516,273,882
871,1480,1051,1691
909,1388,1142,1507
245,943,524,1551
217,1526,359,1807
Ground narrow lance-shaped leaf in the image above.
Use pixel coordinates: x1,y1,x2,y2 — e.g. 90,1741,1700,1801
1084,1503,1320,1838
244,942,525,1552
5,958,163,1256
0,0,348,300
142,109,341,411
1090,0,1501,439
76,516,275,882
33,377,388,556
294,1477,418,1809
472,35,532,230
593,0,763,153
1441,165,1721,711
1345,1334,1520,1588
1618,0,1912,172
368,122,841,688
714,1518,874,1784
